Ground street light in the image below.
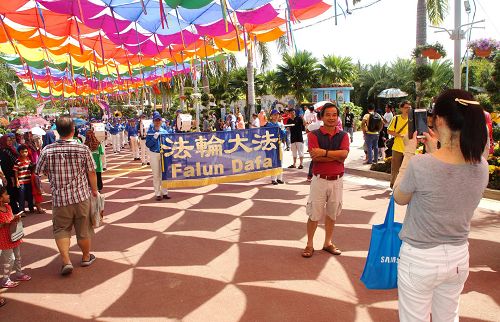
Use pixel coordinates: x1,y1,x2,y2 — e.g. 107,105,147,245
7,80,22,111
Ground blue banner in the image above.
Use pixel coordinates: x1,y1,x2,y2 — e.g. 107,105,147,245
160,127,283,188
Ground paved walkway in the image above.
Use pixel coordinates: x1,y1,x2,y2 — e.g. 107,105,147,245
1,137,499,321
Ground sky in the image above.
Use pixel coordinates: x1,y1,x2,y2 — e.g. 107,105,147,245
236,0,500,69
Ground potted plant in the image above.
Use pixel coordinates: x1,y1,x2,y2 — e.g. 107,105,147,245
468,38,499,58
412,43,447,60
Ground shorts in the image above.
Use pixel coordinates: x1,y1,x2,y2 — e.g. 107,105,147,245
52,198,94,240
291,142,304,158
306,175,343,221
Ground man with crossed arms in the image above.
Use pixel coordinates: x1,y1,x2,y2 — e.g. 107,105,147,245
302,103,350,258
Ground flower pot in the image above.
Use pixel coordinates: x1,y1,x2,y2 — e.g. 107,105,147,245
474,48,492,57
421,48,441,59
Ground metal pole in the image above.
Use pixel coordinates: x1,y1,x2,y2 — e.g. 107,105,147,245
453,0,462,89
464,2,471,91
7,81,21,112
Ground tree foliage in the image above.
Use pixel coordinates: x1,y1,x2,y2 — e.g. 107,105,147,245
274,50,319,102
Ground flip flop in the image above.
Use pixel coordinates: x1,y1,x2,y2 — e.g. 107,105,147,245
322,244,342,255
81,254,96,267
301,246,314,258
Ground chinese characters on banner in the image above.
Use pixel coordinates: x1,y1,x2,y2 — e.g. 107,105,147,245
160,127,283,188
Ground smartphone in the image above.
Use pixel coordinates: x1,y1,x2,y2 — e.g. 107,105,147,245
414,109,428,138
408,108,428,139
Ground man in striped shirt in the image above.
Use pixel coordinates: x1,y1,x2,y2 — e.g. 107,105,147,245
36,116,98,276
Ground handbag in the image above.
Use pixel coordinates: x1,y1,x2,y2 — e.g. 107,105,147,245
360,195,402,289
90,192,105,228
10,219,24,242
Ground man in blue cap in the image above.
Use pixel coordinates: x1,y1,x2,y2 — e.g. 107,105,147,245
146,112,172,201
265,109,287,185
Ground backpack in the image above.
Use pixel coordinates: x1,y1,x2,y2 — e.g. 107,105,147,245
367,113,382,132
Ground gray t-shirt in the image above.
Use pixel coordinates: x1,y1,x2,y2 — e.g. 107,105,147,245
399,154,489,249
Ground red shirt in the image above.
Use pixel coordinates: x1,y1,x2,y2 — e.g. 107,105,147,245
0,204,22,250
307,126,350,176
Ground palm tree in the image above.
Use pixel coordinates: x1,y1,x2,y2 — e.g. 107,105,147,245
356,0,449,104
274,50,319,102
318,55,356,85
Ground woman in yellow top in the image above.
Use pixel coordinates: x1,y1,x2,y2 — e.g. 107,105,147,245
387,101,410,188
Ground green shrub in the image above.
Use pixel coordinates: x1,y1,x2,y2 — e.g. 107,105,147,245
493,127,500,142
413,65,434,82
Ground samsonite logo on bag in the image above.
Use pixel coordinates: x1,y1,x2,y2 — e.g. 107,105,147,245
380,256,399,263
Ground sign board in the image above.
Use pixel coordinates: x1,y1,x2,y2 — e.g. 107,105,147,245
69,106,89,118
92,123,106,142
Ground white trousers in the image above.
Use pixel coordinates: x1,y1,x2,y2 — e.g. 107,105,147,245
111,134,121,152
129,136,139,158
149,151,168,197
398,242,469,322
271,144,284,181
119,131,126,147
101,143,107,168
140,139,149,163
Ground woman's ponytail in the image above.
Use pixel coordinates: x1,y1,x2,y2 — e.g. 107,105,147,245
433,89,487,163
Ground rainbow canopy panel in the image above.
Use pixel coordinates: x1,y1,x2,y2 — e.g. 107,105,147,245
0,0,333,99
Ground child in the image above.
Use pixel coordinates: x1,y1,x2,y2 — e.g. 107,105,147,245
0,186,31,289
13,145,35,214
265,110,287,185
85,129,104,192
30,164,45,214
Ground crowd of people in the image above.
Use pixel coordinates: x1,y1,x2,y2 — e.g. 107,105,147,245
0,89,493,322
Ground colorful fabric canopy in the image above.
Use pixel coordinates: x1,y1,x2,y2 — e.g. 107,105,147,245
0,0,332,100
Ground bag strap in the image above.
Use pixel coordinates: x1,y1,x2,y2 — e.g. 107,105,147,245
396,116,408,134
383,195,395,227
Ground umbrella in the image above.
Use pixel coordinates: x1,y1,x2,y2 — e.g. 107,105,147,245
8,116,49,129
313,101,332,110
378,88,408,98
73,118,87,126
30,126,46,136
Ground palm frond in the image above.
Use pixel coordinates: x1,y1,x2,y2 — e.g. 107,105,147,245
426,0,449,25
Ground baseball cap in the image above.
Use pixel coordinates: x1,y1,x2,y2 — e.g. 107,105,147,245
270,109,279,115
153,111,162,120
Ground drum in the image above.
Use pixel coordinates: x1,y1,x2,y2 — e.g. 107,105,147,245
177,114,192,132
92,123,106,142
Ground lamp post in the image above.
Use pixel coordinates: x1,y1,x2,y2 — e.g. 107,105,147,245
7,81,22,111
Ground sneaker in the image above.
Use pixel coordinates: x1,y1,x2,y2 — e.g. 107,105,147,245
162,195,171,200
11,272,31,281
147,162,150,165
103,168,107,171
155,196,163,201
1,279,19,288
141,163,145,166
81,254,96,267
276,180,285,184
287,165,296,168
61,264,73,276
271,180,278,185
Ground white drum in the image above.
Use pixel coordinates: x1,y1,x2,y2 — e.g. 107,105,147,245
177,114,192,132
92,123,106,142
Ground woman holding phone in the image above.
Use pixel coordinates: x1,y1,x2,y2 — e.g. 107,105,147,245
393,89,489,321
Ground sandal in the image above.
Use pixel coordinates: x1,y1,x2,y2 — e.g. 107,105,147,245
298,165,303,169
11,273,31,282
287,165,296,168
322,244,342,255
1,279,19,288
301,246,314,258
81,254,96,267
61,264,74,276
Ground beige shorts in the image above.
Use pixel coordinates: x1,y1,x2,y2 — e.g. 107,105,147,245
291,142,304,158
306,175,343,221
52,198,94,240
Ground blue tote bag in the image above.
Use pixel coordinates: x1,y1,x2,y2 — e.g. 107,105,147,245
360,195,403,289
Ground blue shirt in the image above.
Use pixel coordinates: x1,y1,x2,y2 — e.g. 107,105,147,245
265,121,287,140
108,124,120,135
126,124,138,138
145,123,172,153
